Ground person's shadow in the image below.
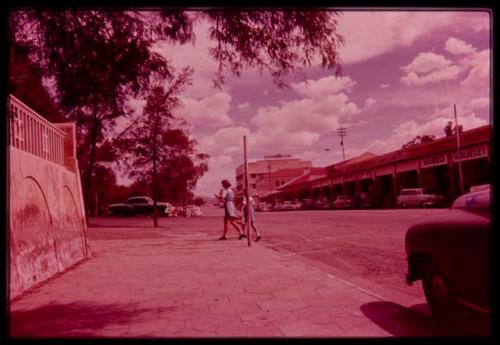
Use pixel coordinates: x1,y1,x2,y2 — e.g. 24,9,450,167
360,301,490,336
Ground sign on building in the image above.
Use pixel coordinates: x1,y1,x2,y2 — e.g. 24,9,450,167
452,144,489,162
421,154,447,168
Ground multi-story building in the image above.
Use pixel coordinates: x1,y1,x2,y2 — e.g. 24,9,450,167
235,154,312,201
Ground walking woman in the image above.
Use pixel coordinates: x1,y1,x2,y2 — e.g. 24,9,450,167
215,179,246,240
241,189,262,242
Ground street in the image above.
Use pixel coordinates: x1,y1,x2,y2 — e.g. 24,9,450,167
10,208,488,337
89,208,445,315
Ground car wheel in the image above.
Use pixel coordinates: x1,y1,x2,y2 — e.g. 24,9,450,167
422,263,457,321
400,202,407,208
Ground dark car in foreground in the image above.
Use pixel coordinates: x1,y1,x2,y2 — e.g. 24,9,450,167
107,196,172,216
405,187,491,321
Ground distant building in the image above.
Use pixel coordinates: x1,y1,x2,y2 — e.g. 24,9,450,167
235,155,312,201
267,125,490,207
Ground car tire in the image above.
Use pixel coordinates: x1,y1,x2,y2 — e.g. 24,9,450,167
422,263,457,322
400,203,407,208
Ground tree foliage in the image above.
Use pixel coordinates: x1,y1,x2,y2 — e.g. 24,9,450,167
9,46,65,123
115,69,209,224
204,10,344,88
9,9,344,217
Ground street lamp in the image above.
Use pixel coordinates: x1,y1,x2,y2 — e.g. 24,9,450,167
336,127,347,161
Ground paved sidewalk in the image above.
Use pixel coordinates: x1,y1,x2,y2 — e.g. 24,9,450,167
10,225,445,338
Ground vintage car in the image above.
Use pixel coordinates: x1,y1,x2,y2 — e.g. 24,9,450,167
404,187,491,320
107,196,172,216
255,202,272,212
315,197,331,210
351,192,372,209
290,200,302,210
300,198,315,210
333,195,353,209
397,188,444,208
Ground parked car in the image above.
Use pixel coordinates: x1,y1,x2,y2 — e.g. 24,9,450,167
185,205,202,217
290,200,302,210
333,195,353,209
352,192,371,209
107,196,172,216
281,201,294,211
315,198,332,210
272,203,282,211
397,188,444,208
405,187,491,321
469,183,490,192
300,198,315,210
255,202,272,212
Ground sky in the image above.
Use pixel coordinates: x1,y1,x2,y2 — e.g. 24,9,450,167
117,10,491,197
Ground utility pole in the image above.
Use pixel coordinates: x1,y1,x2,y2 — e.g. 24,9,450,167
243,136,251,247
337,127,347,161
454,104,464,195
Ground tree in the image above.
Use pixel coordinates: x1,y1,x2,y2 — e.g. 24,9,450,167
9,9,344,218
203,10,344,88
9,10,174,220
116,67,198,227
9,45,65,123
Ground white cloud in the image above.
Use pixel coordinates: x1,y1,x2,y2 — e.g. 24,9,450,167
210,154,234,165
460,49,490,94
401,65,461,86
467,97,489,110
379,83,390,89
251,93,358,134
337,11,489,65
367,111,488,154
444,37,477,55
364,97,377,109
291,75,357,99
401,52,452,74
176,93,233,126
236,102,250,111
198,126,251,155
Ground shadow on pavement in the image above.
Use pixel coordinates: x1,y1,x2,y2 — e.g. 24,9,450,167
360,301,490,337
10,301,150,337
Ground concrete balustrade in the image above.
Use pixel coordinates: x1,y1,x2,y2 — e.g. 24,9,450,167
8,95,89,300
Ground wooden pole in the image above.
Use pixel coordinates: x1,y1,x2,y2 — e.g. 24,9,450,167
454,104,465,195
243,136,251,246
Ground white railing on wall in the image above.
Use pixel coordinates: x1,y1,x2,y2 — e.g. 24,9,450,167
9,95,65,166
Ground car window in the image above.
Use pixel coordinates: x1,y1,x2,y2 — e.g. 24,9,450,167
400,190,415,195
126,198,148,204
452,189,490,209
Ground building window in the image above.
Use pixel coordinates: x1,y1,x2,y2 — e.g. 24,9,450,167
251,184,257,189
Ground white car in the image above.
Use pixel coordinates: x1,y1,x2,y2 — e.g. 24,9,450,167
185,205,202,217
277,201,293,211
397,188,444,208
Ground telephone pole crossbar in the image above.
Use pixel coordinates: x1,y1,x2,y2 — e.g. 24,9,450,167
336,127,347,161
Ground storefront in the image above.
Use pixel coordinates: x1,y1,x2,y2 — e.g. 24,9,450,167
267,125,490,207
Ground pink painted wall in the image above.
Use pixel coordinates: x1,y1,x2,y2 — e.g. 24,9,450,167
9,134,89,299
